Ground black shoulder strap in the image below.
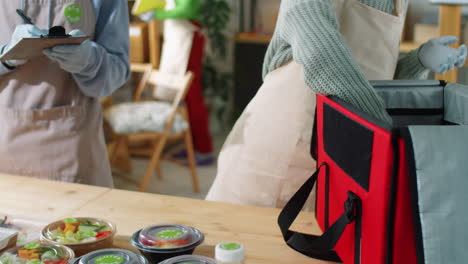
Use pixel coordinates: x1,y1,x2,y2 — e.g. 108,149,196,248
278,163,361,262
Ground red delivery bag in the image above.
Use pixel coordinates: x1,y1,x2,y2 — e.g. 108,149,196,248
278,81,468,264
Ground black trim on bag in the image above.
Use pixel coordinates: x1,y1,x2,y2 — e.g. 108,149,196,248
278,163,362,263
442,120,459,126
323,103,374,191
311,109,319,219
329,96,392,131
401,128,426,264
311,109,318,161
385,131,401,264
354,193,362,264
387,108,444,116
324,161,330,229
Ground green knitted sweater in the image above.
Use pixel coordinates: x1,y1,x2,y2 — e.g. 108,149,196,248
263,0,430,123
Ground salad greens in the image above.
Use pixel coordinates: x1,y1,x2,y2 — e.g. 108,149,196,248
0,244,68,264
48,219,112,243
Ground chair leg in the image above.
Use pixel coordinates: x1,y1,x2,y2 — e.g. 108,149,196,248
119,137,132,173
110,135,124,166
139,136,167,192
110,135,132,173
184,130,200,193
155,162,163,179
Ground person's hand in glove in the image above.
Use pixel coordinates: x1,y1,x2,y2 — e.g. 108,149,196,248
1,24,46,68
418,36,467,75
139,11,155,22
43,29,95,74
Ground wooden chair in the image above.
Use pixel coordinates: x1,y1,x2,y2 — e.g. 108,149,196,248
106,63,153,174
106,70,199,193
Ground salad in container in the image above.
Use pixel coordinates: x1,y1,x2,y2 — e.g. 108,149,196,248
40,218,115,257
71,249,148,264
130,224,204,263
158,255,216,264
0,241,74,264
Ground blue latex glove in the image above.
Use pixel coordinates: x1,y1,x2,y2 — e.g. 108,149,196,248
139,11,155,22
2,24,47,67
418,36,467,75
43,30,95,74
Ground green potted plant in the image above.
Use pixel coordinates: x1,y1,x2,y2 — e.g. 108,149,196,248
201,0,233,129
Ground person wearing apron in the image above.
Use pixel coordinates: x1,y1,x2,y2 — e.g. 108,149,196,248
206,0,467,208
0,0,130,187
140,0,215,164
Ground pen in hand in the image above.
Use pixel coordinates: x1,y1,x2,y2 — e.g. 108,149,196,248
16,9,34,25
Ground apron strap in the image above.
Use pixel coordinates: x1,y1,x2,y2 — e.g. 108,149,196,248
277,163,362,262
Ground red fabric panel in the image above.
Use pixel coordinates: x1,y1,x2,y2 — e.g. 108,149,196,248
392,140,417,264
186,23,213,153
315,95,394,264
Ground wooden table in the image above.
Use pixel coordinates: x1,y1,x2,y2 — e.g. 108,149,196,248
0,174,334,264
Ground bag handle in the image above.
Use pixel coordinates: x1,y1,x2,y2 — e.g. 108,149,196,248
278,163,361,262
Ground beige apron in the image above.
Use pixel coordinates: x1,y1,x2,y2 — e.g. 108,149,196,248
155,0,196,100
0,0,113,187
206,0,406,208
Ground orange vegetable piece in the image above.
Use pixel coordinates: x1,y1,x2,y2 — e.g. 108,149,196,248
18,249,30,259
63,223,77,233
18,249,40,260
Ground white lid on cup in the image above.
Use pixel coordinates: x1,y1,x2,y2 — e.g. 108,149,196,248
215,242,245,262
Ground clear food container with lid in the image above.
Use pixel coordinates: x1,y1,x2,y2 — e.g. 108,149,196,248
73,249,148,264
157,255,216,264
40,218,116,257
130,224,204,263
0,241,75,264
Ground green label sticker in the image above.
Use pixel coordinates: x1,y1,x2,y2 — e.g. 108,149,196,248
64,4,82,24
156,229,184,240
63,218,78,223
220,243,241,251
94,255,124,264
24,242,40,249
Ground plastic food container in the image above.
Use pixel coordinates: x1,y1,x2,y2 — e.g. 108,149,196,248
72,249,148,264
0,228,18,253
0,215,49,246
130,224,204,263
158,255,216,264
0,241,75,264
40,218,116,257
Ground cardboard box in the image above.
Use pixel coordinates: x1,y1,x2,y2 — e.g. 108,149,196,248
130,23,149,63
414,24,439,44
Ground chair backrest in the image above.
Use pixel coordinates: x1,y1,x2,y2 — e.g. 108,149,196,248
148,71,194,107
147,71,194,134
131,63,154,102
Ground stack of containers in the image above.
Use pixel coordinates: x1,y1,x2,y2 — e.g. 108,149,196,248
130,224,205,263
0,217,218,264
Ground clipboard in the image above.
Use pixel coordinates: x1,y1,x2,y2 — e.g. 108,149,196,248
0,36,88,61
131,0,166,15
